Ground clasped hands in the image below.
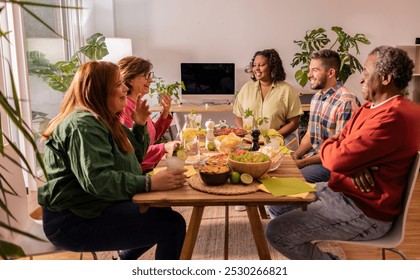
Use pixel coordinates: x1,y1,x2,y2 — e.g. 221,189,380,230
329,133,378,193
351,166,379,193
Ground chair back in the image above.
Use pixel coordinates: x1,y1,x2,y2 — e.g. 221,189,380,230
312,152,420,259
385,151,420,247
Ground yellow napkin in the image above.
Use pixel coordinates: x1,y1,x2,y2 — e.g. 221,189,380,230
150,165,197,177
259,177,316,197
279,146,291,155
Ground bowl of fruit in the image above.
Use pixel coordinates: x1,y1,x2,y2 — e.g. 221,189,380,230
227,150,271,179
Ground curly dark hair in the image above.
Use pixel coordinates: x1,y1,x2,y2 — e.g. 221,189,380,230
369,46,414,90
309,49,341,78
245,49,286,82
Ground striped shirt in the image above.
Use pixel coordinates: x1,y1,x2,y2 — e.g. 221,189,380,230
309,83,361,153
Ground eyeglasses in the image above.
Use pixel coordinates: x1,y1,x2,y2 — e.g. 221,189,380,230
142,72,154,80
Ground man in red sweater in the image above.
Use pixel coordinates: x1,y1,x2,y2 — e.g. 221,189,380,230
266,46,420,259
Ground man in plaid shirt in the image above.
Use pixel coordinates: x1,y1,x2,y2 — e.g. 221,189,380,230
292,49,361,183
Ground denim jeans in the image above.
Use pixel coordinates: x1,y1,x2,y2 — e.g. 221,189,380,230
300,163,330,183
42,201,186,260
266,182,392,260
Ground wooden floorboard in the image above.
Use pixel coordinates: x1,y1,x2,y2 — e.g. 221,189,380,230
25,171,420,260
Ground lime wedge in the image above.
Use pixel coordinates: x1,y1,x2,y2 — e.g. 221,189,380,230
176,150,187,161
240,173,253,185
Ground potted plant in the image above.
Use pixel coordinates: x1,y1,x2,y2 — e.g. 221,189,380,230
291,26,370,87
27,32,109,93
149,76,185,104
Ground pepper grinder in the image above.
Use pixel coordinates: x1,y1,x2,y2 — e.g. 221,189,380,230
250,129,260,151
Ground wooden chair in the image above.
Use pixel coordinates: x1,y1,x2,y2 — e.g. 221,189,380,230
0,144,97,260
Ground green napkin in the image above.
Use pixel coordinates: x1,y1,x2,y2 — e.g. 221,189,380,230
260,177,316,197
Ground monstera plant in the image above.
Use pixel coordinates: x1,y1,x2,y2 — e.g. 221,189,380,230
291,26,370,87
27,32,109,93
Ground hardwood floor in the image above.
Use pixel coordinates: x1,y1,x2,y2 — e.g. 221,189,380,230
25,171,420,260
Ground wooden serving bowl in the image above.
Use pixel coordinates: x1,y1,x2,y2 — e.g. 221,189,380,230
227,158,271,179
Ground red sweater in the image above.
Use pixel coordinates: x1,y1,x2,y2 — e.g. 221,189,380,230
320,96,420,221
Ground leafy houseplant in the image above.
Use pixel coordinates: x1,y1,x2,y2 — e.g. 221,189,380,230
291,26,370,87
27,32,109,92
149,76,185,104
0,0,82,259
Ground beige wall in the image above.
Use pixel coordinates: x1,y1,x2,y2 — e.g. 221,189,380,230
110,0,420,103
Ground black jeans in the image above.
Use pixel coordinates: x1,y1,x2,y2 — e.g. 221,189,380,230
42,202,186,260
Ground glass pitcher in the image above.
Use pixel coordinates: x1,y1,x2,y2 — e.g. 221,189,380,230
180,113,200,164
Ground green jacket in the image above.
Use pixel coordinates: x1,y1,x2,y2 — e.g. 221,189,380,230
38,109,150,219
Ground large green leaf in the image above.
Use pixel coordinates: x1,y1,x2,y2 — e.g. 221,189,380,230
27,51,58,79
0,240,26,259
27,33,109,93
291,26,370,87
1,0,83,260
79,33,109,60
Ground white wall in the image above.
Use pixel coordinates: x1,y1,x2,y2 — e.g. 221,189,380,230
111,0,420,102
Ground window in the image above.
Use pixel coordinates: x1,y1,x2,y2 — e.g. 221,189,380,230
0,0,84,188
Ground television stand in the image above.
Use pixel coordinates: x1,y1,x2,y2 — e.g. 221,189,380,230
180,98,232,106
201,99,231,105
150,103,233,113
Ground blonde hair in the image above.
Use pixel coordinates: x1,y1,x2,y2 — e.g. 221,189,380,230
43,61,133,153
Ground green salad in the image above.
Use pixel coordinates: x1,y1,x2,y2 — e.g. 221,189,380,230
229,150,270,163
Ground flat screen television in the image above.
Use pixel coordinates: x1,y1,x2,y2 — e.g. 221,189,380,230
180,63,235,104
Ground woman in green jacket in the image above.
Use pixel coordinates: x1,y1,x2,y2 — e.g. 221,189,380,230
38,61,186,260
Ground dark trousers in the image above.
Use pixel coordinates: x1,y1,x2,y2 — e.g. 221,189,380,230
42,202,186,260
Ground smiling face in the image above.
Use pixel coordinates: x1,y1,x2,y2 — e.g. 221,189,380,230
108,71,129,114
252,55,271,82
308,58,329,91
129,72,153,98
361,54,382,102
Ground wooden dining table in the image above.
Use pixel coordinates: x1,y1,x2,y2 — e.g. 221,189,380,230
132,154,315,260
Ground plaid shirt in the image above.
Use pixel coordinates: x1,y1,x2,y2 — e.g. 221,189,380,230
309,83,361,153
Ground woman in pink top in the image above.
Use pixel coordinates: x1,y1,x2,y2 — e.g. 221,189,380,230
118,56,180,172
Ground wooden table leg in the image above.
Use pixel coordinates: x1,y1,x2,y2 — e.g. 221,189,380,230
224,205,229,260
246,206,271,260
180,206,205,260
258,205,269,219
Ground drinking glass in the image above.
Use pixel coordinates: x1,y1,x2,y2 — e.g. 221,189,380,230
267,136,281,150
257,118,271,135
242,116,253,131
166,156,185,171
183,134,200,165
194,113,202,129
